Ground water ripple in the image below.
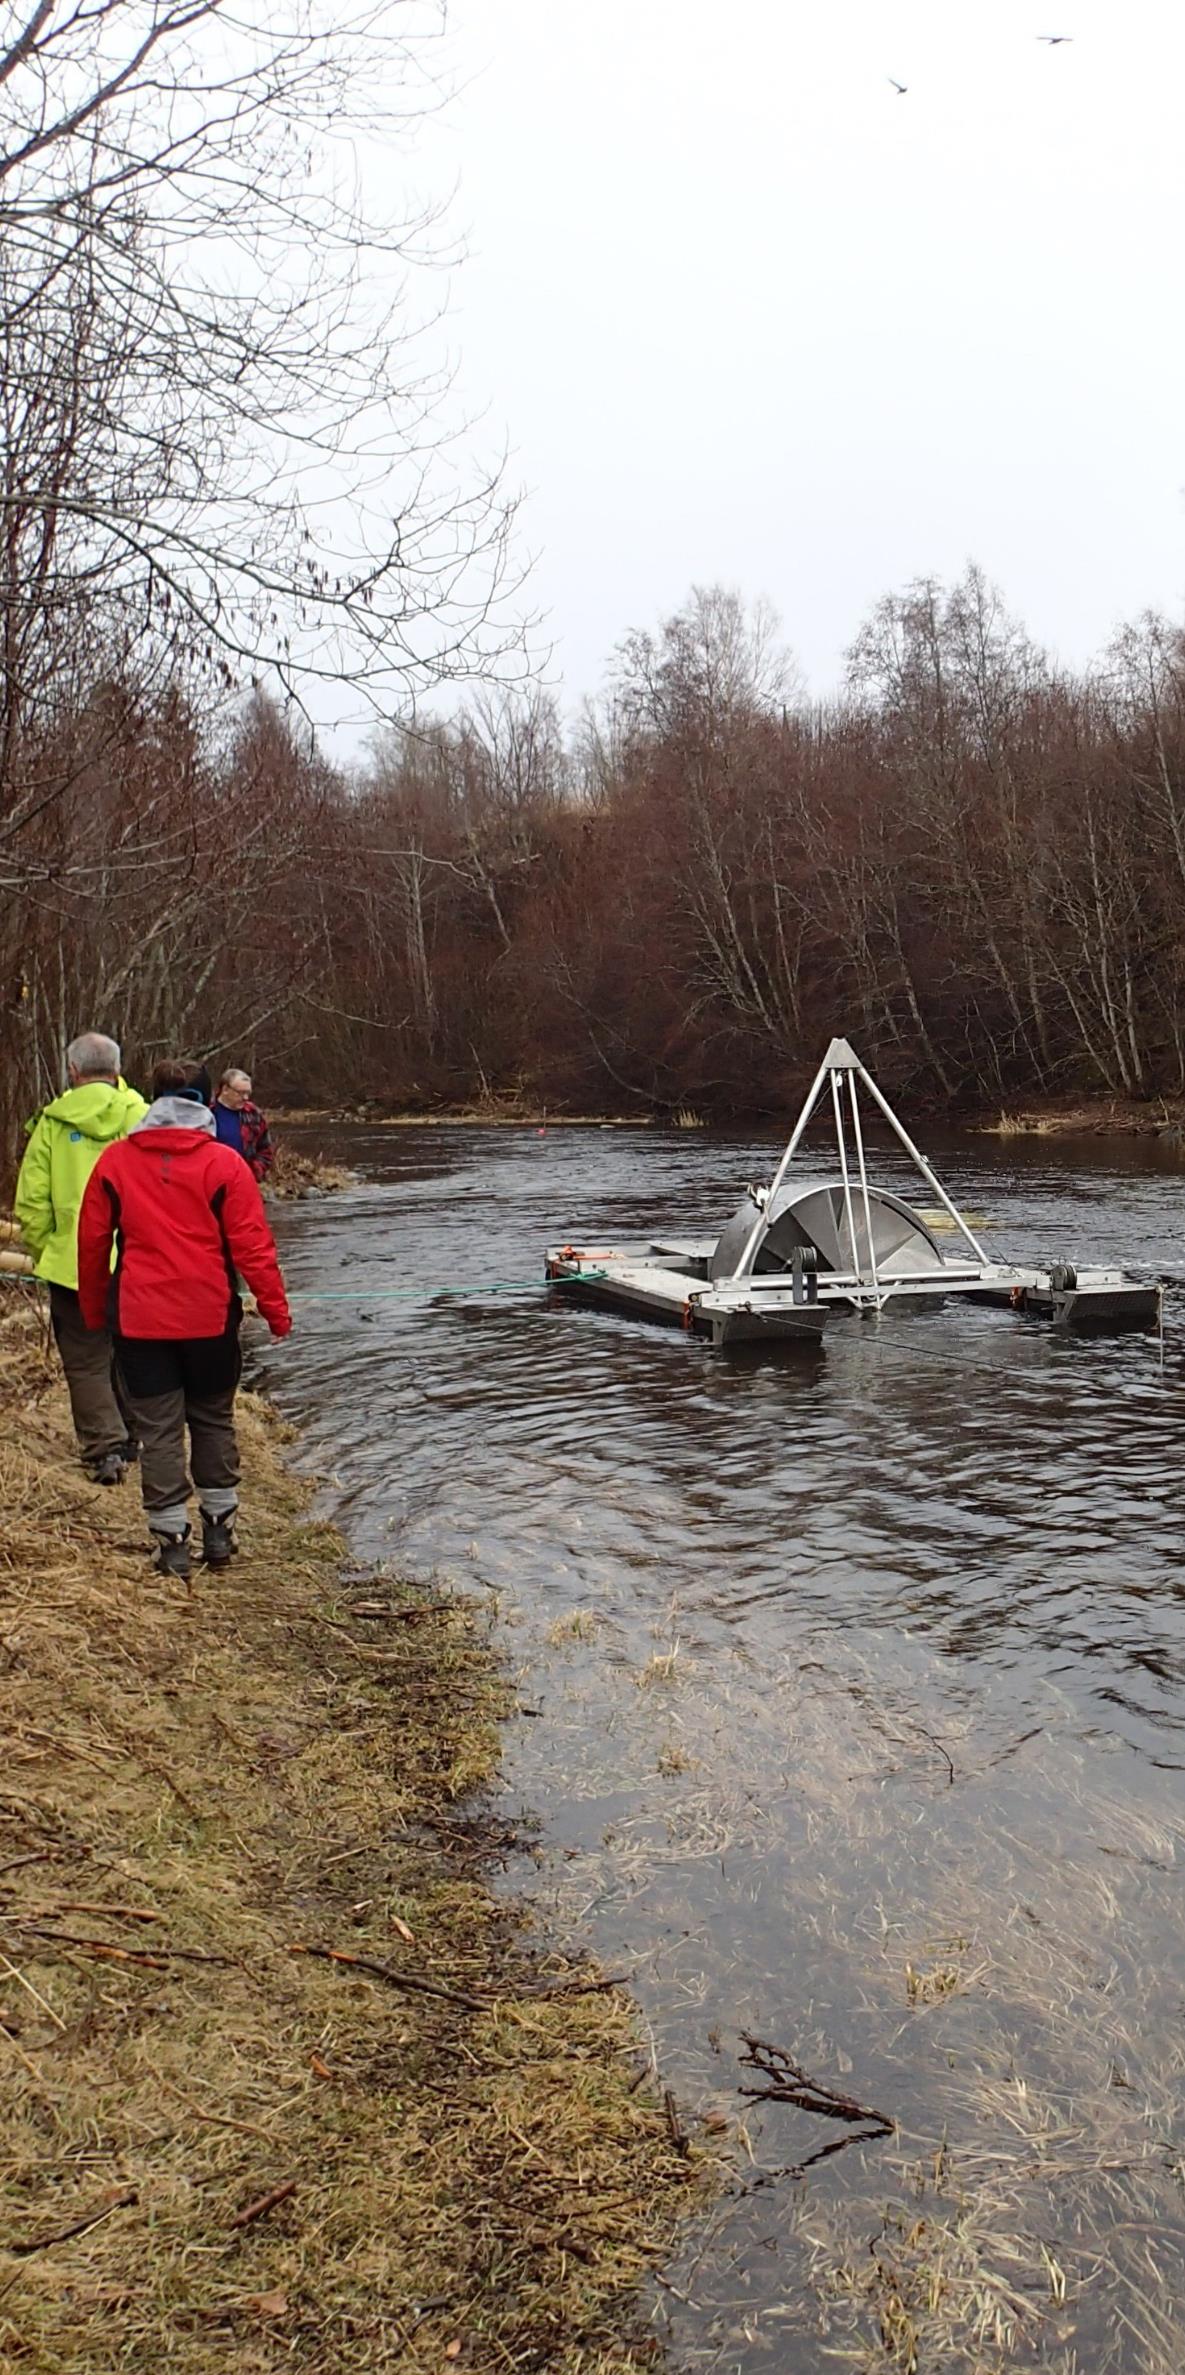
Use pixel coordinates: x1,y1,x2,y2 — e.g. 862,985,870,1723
269,1122,1185,2375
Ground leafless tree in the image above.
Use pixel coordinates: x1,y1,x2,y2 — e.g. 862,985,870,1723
0,0,526,750
0,0,530,1153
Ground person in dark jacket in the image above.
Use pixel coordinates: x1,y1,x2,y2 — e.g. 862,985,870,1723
77,1059,291,1579
213,1068,275,1183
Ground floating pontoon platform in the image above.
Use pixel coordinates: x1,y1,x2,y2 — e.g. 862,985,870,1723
545,1038,1161,1351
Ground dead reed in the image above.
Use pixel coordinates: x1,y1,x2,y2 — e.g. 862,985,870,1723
0,1298,702,2372
526,1589,1185,2372
266,1147,355,1199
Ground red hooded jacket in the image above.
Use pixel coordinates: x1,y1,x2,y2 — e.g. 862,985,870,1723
78,1119,292,1340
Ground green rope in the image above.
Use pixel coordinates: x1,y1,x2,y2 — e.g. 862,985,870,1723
295,1272,606,1302
0,1270,606,1302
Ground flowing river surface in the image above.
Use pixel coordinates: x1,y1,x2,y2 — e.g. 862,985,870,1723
266,1119,1185,2375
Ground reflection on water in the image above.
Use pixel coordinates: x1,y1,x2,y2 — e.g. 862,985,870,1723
266,1122,1185,2373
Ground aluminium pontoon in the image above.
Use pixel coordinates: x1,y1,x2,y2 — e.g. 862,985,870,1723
545,1038,1161,1351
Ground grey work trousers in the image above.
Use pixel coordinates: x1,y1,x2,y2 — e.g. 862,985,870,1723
114,1326,242,1534
49,1284,133,1466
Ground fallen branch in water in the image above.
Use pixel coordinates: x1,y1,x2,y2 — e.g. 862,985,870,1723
740,2128,895,2191
911,1718,956,1787
664,2087,689,2157
738,2034,893,2133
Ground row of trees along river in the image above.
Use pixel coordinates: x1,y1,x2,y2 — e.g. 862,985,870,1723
3,5,1185,1165
10,566,1185,1161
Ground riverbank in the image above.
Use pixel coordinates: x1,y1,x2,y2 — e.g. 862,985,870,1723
0,1296,700,2372
974,1096,1185,1139
276,1093,1185,1144
274,1106,664,1131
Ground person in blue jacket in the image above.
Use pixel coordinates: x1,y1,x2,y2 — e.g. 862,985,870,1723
213,1068,275,1183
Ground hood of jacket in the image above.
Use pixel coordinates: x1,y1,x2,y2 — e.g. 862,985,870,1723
132,1096,217,1137
39,1080,148,1144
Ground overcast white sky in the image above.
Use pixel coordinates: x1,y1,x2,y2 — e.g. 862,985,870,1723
393,0,1185,713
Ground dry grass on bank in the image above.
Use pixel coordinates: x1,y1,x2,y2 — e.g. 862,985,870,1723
978,1100,1185,1140
266,1147,355,1200
271,1107,654,1132
0,1294,700,2373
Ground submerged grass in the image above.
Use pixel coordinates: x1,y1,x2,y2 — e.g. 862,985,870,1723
0,1293,701,2372
526,1606,1185,2374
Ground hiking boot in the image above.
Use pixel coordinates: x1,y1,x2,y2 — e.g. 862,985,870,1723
88,1450,128,1487
118,1437,140,1466
151,1527,192,1581
199,1511,237,1570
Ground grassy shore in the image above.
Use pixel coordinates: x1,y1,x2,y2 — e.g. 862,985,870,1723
272,1107,658,1131
975,1098,1185,1139
0,1294,700,2373
276,1096,1185,1143
266,1145,357,1199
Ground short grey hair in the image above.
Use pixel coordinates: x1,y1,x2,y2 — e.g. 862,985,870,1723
66,1030,121,1080
219,1066,251,1091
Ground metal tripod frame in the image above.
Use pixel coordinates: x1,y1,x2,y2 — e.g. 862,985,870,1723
729,1037,989,1299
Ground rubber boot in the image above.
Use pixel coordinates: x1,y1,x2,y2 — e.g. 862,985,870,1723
200,1510,237,1570
151,1526,192,1581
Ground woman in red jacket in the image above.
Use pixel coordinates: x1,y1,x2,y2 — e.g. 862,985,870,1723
78,1060,292,1580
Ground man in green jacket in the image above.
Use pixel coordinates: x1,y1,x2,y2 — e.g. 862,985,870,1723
14,1032,147,1483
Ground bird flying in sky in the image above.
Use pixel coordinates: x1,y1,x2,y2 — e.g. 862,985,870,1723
888,76,908,95
1037,32,1073,42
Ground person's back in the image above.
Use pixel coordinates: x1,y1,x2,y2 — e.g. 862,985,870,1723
78,1059,290,1579
81,1088,288,1339
15,1073,147,1289
13,1032,147,1483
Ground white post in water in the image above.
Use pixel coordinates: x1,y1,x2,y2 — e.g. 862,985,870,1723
829,1066,862,1285
847,1068,881,1299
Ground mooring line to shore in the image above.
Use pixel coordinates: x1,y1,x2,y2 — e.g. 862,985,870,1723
0,1271,596,1303
289,1273,617,1302
0,1271,1174,1386
285,1277,1178,1393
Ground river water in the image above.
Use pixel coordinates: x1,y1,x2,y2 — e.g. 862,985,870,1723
266,1120,1185,2375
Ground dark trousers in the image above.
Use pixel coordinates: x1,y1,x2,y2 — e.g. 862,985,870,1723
49,1284,133,1466
114,1325,242,1529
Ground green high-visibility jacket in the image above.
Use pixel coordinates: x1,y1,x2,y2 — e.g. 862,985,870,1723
14,1080,149,1290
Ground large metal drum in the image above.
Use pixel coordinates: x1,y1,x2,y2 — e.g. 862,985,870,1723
710,1177,946,1283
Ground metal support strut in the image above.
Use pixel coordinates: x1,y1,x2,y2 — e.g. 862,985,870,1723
730,1036,989,1289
